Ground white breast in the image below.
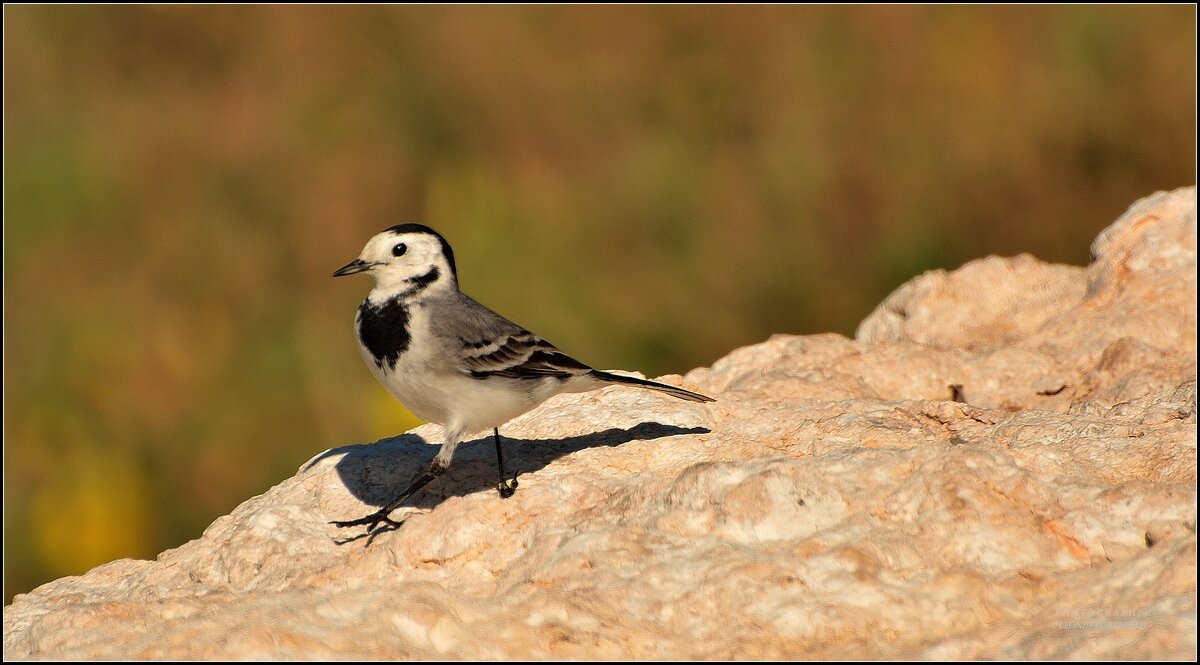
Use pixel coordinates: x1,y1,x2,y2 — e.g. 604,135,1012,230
358,304,558,434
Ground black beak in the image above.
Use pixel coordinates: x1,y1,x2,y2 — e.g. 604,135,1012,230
332,259,375,277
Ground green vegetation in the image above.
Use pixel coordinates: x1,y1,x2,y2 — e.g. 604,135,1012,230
4,6,1194,601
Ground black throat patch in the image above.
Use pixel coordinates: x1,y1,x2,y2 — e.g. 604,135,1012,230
357,297,410,370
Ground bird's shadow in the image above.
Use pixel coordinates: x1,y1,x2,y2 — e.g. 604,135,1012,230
314,421,710,543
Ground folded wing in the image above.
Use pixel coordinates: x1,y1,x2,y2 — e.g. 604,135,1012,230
436,292,594,381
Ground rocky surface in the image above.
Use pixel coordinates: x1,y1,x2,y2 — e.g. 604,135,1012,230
5,187,1196,660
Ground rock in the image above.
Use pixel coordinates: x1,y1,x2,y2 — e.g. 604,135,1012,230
4,187,1196,660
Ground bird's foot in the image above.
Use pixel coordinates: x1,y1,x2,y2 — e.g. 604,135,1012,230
330,509,405,546
497,472,519,499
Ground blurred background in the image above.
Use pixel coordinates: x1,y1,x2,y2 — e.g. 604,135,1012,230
3,5,1194,602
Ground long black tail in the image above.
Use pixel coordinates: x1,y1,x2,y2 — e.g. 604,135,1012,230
590,370,715,403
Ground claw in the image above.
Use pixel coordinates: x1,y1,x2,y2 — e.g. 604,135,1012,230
497,471,519,499
330,509,405,545
329,469,439,545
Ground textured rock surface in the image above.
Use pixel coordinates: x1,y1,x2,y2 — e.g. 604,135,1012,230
5,188,1196,660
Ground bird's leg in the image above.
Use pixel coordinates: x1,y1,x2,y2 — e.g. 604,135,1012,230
330,462,445,535
494,427,519,498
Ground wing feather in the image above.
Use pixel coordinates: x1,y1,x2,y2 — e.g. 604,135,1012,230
432,292,594,381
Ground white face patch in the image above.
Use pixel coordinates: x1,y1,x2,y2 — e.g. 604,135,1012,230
358,231,453,295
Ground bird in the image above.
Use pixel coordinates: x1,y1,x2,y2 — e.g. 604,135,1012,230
330,223,713,537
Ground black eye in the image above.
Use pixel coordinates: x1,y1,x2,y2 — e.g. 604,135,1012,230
392,243,407,257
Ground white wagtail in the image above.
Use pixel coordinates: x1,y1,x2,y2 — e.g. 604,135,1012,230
331,223,713,536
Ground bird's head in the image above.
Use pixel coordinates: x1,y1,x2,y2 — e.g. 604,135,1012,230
333,224,458,297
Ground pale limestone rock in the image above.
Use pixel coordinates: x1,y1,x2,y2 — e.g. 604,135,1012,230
856,253,1088,352
5,188,1196,660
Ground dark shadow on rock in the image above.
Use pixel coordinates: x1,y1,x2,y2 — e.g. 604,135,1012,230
321,421,711,519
